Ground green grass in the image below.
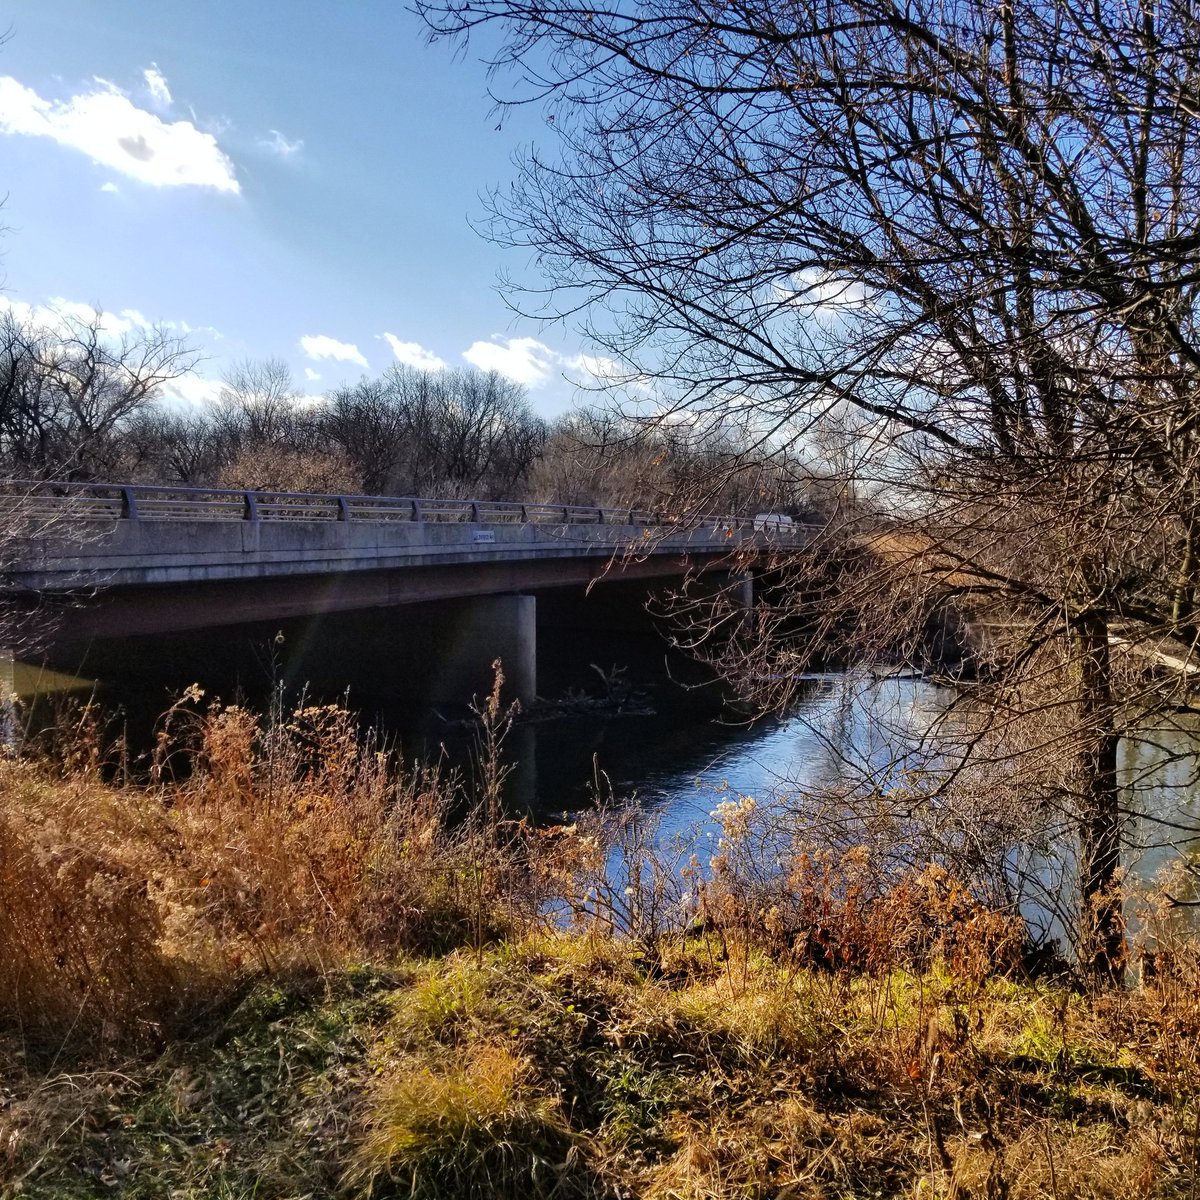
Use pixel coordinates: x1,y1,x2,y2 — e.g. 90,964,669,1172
4,934,1197,1200
349,1042,586,1199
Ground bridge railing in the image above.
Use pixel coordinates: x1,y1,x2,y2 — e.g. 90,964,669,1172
0,479,765,532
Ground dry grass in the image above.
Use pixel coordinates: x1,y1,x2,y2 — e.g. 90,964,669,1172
348,1041,585,1199
2,928,1200,1197
0,689,537,1051
2,690,1200,1197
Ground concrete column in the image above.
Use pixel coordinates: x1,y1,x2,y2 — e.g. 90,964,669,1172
436,593,537,708
730,570,754,611
509,722,539,813
502,593,537,707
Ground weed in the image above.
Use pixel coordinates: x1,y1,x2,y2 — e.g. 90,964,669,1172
0,681,541,1050
2,683,1200,1198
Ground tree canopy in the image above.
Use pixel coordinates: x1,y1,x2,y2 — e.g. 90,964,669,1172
419,0,1200,975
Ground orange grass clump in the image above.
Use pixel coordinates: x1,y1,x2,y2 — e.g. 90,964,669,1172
0,691,535,1049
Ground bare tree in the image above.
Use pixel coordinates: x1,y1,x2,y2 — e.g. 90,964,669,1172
529,404,816,511
321,365,545,498
433,369,546,496
323,373,411,495
119,406,240,485
0,309,196,479
527,407,640,505
420,0,1200,977
0,309,195,682
203,357,356,491
215,357,304,452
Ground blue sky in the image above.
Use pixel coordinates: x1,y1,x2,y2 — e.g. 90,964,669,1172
0,1,599,416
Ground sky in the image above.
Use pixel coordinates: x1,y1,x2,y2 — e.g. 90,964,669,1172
0,1,599,417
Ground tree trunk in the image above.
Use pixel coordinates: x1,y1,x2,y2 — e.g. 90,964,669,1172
1072,612,1124,983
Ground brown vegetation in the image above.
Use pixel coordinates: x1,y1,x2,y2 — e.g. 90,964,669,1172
415,0,1200,986
0,684,537,1050
1,690,1200,1197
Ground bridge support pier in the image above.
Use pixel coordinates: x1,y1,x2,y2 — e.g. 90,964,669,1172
436,593,537,709
730,570,754,610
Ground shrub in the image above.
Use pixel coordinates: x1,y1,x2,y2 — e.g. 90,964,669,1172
0,763,178,1047
0,689,540,1049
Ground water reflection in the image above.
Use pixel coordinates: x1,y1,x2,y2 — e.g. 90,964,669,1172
493,675,1200,937
457,675,953,841
1123,714,1200,896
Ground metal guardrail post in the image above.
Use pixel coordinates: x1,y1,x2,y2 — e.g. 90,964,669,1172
120,487,140,519
243,491,259,521
336,495,351,522
412,500,422,521
470,502,480,522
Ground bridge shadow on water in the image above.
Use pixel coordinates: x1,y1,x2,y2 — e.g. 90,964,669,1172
16,580,803,820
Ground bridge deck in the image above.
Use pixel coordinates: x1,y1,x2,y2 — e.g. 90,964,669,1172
3,481,800,592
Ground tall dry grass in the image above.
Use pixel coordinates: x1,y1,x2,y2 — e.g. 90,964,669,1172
536,787,1027,988
0,685,538,1050
0,668,1181,1062
8,686,1200,1197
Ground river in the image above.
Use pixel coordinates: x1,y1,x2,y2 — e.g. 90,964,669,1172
17,623,1200,944
463,670,1200,949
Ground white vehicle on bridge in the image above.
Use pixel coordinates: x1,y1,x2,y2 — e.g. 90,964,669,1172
752,512,795,534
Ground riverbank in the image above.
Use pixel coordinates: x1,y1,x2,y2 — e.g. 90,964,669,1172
2,690,1199,1197
4,935,1199,1198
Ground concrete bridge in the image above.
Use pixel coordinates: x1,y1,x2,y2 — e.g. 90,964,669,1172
2,481,807,704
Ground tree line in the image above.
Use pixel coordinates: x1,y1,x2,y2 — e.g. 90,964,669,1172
0,307,820,514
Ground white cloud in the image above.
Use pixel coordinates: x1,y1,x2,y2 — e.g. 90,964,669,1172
304,367,322,383
0,297,34,326
299,334,368,369
158,374,225,407
565,352,618,379
0,74,239,192
47,298,198,338
143,65,171,108
776,269,874,315
383,334,447,371
458,336,652,397
0,295,150,337
564,352,655,395
99,180,119,193
262,129,303,159
0,294,205,346
462,336,558,387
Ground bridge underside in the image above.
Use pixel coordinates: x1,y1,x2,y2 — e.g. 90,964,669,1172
19,556,743,709
28,551,715,641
